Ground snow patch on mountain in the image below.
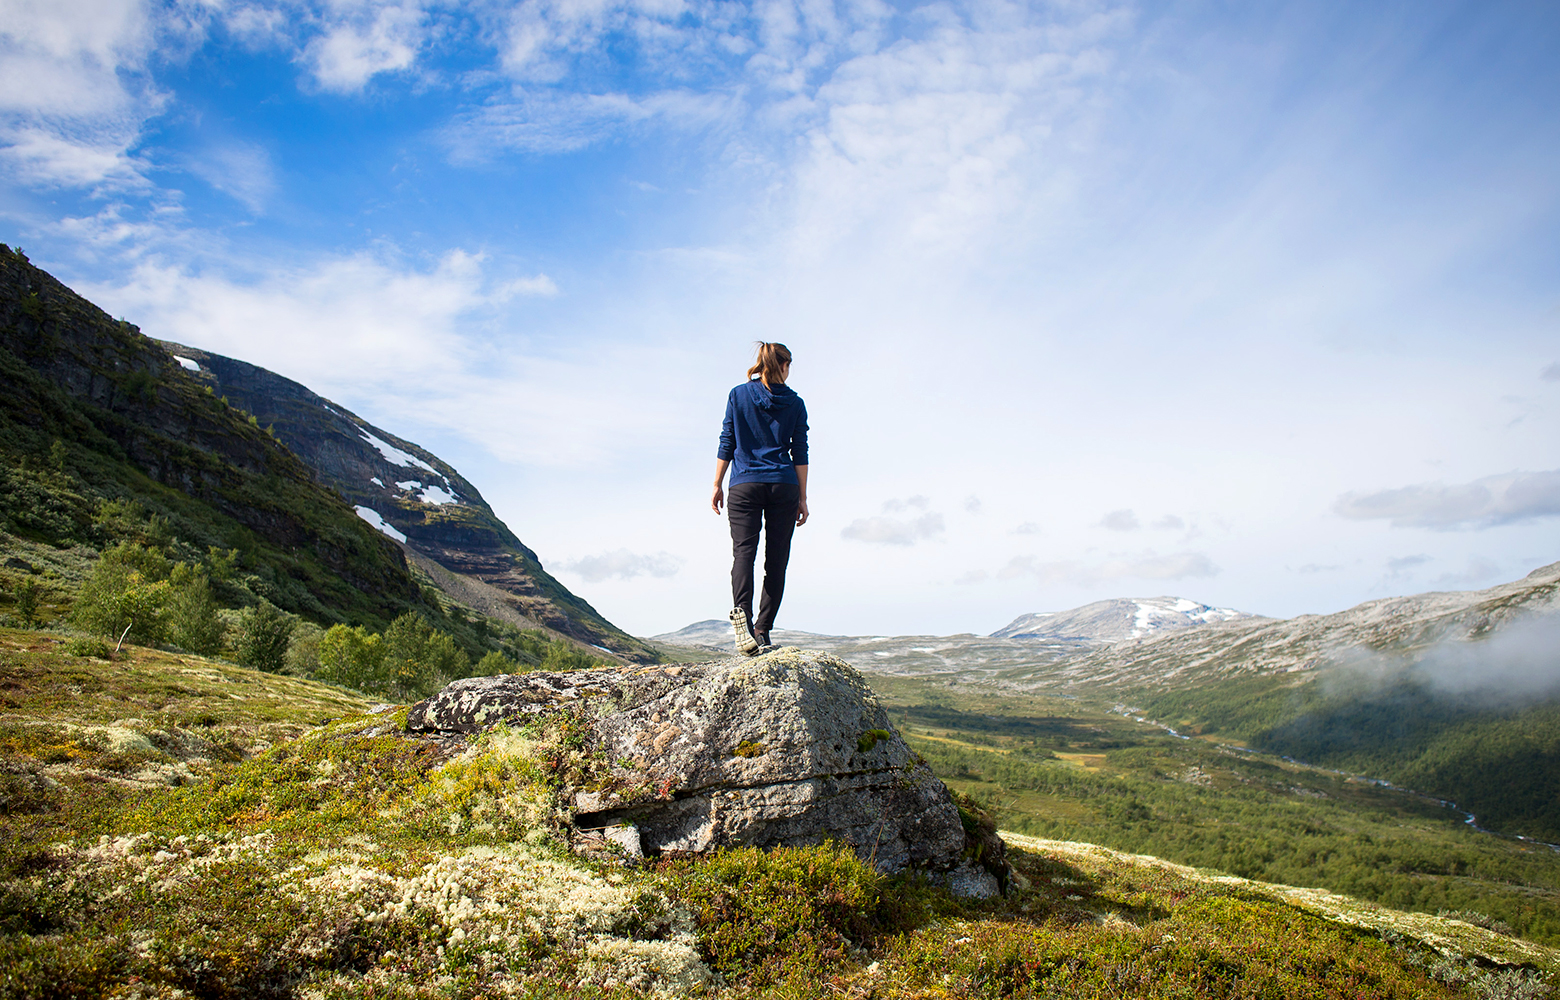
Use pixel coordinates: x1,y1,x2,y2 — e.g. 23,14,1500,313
418,484,459,505
359,428,436,473
994,597,1256,644
393,479,459,505
354,505,407,543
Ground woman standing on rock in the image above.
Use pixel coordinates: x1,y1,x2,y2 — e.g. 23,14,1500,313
711,342,809,655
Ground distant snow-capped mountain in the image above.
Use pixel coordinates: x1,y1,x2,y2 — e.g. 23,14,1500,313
991,597,1260,643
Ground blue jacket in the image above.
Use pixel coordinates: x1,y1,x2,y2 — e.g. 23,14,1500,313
717,379,809,486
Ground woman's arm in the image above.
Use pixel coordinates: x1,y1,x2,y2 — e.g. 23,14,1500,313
712,458,731,514
795,465,809,526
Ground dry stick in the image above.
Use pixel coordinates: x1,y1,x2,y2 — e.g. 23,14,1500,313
114,624,132,654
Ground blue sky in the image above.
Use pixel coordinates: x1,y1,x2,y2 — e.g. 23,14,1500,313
3,0,1558,636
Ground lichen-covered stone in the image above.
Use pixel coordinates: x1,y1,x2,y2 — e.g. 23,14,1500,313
408,647,1003,893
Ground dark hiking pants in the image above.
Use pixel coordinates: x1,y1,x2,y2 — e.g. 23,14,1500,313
728,481,800,638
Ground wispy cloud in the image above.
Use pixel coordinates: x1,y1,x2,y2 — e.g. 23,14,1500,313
1413,615,1560,705
997,551,1218,586
1152,514,1185,530
1433,556,1501,588
184,141,276,213
561,548,682,582
444,89,738,159
1011,522,1042,535
1384,554,1430,575
1335,470,1560,530
0,0,176,192
841,512,945,546
1542,362,1560,381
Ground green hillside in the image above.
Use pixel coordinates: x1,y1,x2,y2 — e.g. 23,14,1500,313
1141,671,1560,842
1,632,1549,999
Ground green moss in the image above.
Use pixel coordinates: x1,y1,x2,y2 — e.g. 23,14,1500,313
857,728,892,752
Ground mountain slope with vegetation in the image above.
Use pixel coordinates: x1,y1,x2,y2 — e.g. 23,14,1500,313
0,245,615,698
158,341,654,663
0,244,422,629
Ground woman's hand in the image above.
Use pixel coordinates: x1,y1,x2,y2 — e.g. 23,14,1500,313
795,497,809,526
712,458,730,514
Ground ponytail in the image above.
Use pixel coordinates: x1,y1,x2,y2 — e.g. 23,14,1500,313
747,341,793,388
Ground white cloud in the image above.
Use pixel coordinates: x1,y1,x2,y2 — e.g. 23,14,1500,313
1099,508,1138,531
1335,470,1560,529
1543,362,1560,382
561,548,683,582
1011,521,1041,535
963,494,982,514
496,273,560,298
1412,615,1560,704
81,247,703,468
840,511,944,545
0,0,157,118
1152,514,1185,531
1384,554,1430,575
300,0,426,92
997,551,1218,586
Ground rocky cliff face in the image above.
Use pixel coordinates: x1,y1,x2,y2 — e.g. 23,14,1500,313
408,647,1008,897
157,342,655,663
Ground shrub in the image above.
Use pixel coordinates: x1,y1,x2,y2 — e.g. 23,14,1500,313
665,842,905,985
70,543,172,647
315,624,387,692
12,579,40,628
61,635,113,658
382,612,468,700
235,599,294,672
472,650,518,676
165,565,224,655
539,639,597,672
284,621,324,676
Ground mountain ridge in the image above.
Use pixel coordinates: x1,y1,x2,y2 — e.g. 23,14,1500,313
992,596,1261,642
155,341,653,662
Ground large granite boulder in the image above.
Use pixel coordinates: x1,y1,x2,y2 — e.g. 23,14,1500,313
407,647,1005,896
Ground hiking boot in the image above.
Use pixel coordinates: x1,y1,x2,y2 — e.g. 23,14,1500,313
729,608,760,656
754,630,771,649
